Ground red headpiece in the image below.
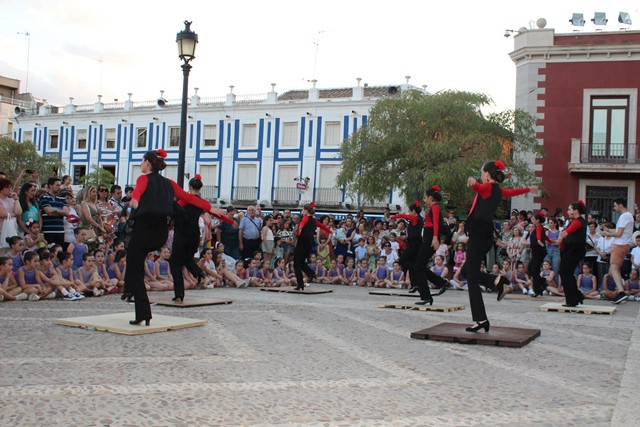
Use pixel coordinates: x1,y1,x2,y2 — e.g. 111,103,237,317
494,160,505,171
432,185,440,192
538,211,546,218
309,202,315,209
578,200,586,206
156,148,167,158
414,200,420,207
194,174,202,180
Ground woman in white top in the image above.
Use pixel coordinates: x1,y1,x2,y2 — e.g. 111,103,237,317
0,178,22,238
60,190,79,244
595,223,615,286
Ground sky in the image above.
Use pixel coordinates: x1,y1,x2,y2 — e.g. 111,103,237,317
1,0,638,113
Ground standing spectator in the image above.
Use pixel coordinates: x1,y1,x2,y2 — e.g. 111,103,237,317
39,177,69,247
584,222,600,271
108,185,124,216
0,178,21,245
216,206,240,260
79,186,105,246
17,182,41,235
238,205,263,259
121,186,134,204
60,190,80,244
60,175,73,193
260,214,276,269
602,198,635,304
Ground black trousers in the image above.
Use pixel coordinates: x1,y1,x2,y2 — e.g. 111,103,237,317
293,237,314,288
242,238,261,259
528,251,546,295
170,231,201,299
560,245,585,306
124,216,169,321
412,229,448,301
460,220,497,322
44,232,65,247
398,236,421,274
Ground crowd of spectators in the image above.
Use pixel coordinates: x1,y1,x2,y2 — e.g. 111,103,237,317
1,169,639,302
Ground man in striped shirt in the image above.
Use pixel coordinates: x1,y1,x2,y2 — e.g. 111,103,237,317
39,177,69,246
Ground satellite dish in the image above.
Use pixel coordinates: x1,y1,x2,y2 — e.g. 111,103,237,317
536,18,547,29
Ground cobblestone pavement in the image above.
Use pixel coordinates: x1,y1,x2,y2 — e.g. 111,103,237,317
1,285,638,426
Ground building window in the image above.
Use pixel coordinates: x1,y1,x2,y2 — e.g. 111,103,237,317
324,121,341,147
203,125,217,147
105,128,116,150
282,122,298,147
77,130,87,150
590,96,629,158
169,127,180,147
136,128,147,148
103,165,116,179
49,131,59,150
241,124,256,147
23,131,32,142
73,165,86,185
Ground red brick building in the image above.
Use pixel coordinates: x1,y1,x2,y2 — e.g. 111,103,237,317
509,28,639,220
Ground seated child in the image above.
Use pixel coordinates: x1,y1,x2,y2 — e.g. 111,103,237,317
342,257,358,286
430,255,449,290
154,247,174,290
143,252,169,291
67,228,88,270
56,252,86,296
0,256,25,301
234,260,252,288
372,257,389,288
449,268,468,291
17,251,54,300
108,250,127,292
511,261,533,295
578,262,600,300
258,260,273,287
94,249,118,294
624,268,639,300
327,259,343,285
388,261,405,289
198,248,222,288
6,236,25,273
541,260,563,296
314,259,329,284
23,219,47,251
76,252,108,296
272,258,294,287
247,258,263,287
38,250,83,301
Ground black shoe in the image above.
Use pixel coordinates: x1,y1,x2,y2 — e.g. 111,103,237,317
465,320,490,333
613,291,627,305
129,319,150,326
121,293,133,302
495,276,508,301
408,286,418,293
562,303,578,307
415,298,433,306
196,271,206,288
436,281,448,296
172,296,183,302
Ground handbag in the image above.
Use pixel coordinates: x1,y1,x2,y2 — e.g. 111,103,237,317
0,215,19,248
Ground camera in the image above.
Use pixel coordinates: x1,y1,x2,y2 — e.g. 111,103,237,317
25,169,34,174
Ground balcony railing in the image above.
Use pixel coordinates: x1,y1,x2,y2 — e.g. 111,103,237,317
569,138,640,173
273,187,299,205
232,186,258,202
315,187,343,206
200,185,218,202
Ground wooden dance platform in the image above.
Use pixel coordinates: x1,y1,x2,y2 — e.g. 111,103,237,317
260,286,333,294
54,312,207,335
539,302,616,315
369,290,419,297
149,294,232,307
378,302,465,313
411,322,541,348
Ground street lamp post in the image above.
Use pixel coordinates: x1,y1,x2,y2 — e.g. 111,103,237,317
176,20,198,188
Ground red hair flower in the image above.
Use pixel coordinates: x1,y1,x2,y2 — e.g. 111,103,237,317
578,200,586,206
156,148,167,158
539,211,546,218
494,160,505,171
414,200,421,207
432,185,440,192
309,202,315,209
194,174,202,180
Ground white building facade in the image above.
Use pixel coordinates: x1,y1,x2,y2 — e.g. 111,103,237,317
10,83,411,211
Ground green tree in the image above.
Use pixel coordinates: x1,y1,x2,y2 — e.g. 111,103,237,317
336,90,543,211
0,136,65,185
80,164,116,188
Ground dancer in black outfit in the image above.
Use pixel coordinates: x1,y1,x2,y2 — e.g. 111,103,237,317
390,201,423,293
528,212,548,297
412,186,450,305
462,160,538,332
556,201,587,307
170,174,233,302
293,202,332,290
124,150,228,325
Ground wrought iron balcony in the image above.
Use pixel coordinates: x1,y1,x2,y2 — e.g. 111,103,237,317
272,187,299,205
314,187,343,206
200,185,218,202
568,138,640,173
232,186,258,202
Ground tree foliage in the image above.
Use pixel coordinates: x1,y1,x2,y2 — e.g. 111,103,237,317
0,136,65,185
336,90,543,211
80,164,116,188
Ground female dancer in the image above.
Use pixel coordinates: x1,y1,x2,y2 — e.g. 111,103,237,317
293,202,332,290
412,186,450,305
556,201,587,307
169,174,232,302
528,212,548,297
462,160,537,332
124,150,228,325
390,201,423,293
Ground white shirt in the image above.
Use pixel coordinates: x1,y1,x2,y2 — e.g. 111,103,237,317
613,211,634,246
630,246,640,268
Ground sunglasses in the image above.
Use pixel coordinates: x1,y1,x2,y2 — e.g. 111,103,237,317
98,189,108,192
